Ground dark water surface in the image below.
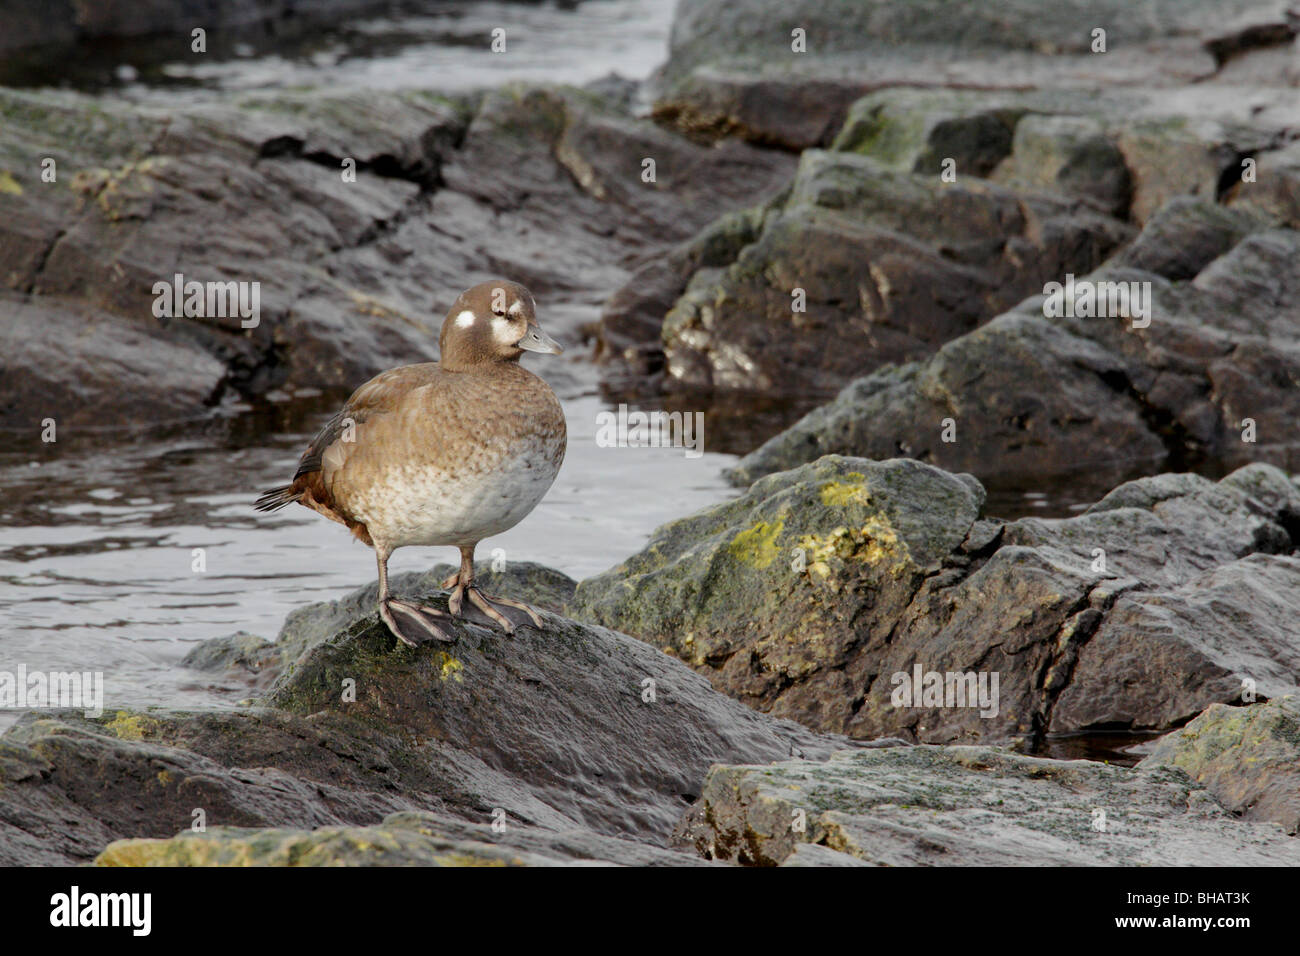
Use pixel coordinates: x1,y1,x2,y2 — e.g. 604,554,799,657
0,0,677,102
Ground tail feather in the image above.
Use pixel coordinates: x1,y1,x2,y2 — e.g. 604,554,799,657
254,485,302,513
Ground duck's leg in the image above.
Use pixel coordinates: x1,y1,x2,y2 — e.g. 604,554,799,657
446,545,544,634
376,546,455,645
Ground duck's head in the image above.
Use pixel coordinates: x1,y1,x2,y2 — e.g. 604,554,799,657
438,280,563,370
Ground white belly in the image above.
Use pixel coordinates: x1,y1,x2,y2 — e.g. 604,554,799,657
353,443,561,550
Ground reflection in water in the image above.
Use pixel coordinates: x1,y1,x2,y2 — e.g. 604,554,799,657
1040,730,1168,768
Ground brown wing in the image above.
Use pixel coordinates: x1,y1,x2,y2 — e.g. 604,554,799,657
255,363,443,544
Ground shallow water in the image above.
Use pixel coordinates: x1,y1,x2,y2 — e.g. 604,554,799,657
0,378,741,728
0,0,677,104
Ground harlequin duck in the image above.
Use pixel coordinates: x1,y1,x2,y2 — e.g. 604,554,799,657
255,280,566,646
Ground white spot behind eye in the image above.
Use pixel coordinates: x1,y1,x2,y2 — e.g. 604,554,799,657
508,300,523,315
454,310,475,328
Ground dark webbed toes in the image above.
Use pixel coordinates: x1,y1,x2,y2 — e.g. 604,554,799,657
454,587,543,634
380,599,456,645
478,590,544,628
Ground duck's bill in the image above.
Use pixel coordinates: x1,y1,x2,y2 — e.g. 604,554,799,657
518,325,564,355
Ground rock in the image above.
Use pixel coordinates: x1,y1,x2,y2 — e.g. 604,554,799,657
832,88,1028,179
617,1,1297,404
653,71,870,151
1226,138,1300,228
642,149,1128,393
178,630,281,692
672,745,1300,866
657,0,1286,90
97,811,706,867
0,580,849,865
250,561,578,678
597,204,771,372
0,80,793,429
729,206,1300,485
831,87,1272,224
0,290,229,429
1051,555,1300,730
992,113,1132,217
651,0,1296,153
1138,696,1300,835
1114,115,1253,225
1117,196,1261,279
572,455,1300,745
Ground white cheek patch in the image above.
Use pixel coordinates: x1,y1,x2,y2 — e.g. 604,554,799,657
493,318,520,346
508,300,523,316
454,310,476,328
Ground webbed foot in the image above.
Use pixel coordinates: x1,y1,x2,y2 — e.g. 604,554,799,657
447,584,543,635
379,598,456,646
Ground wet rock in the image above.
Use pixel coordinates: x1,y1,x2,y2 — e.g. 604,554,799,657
651,0,1295,152
179,630,282,692
0,584,846,865
0,86,466,427
0,290,229,430
255,561,577,676
829,87,1271,224
646,149,1128,393
992,113,1131,216
1114,115,1254,225
1226,138,1300,227
729,206,1300,485
1051,555,1300,730
1138,696,1300,835
572,455,1300,745
653,71,870,151
1116,196,1261,279
617,1,1296,404
658,0,1286,89
0,80,792,430
832,89,1026,179
672,745,1300,866
97,811,706,867
597,204,770,371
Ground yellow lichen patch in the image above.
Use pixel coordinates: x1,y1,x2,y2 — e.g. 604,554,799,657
156,769,175,786
0,171,22,196
104,711,162,741
818,474,871,508
436,653,464,683
798,514,911,580
95,838,174,867
728,518,785,569
69,157,168,220
434,854,511,868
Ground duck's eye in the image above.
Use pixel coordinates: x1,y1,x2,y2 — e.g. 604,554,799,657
491,306,507,317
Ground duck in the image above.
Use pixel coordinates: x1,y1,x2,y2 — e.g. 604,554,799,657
255,280,567,646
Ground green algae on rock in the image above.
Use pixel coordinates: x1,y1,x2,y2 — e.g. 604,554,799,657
1138,696,1300,835
572,456,1300,748
571,455,986,733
